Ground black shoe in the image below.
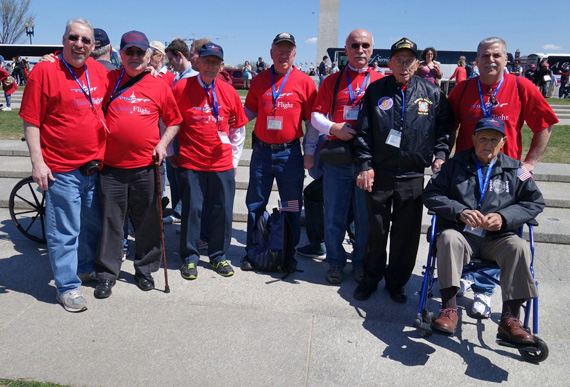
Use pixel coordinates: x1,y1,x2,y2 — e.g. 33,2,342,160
386,285,407,303
240,257,253,271
94,279,116,299
135,274,154,291
296,244,326,258
354,282,378,301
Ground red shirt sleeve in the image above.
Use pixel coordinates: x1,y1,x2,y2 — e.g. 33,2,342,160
517,76,559,133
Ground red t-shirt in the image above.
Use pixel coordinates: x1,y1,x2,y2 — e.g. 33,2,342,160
172,76,248,171
0,67,18,95
313,67,383,138
159,68,175,88
103,70,182,168
449,74,559,159
19,58,109,172
244,67,317,144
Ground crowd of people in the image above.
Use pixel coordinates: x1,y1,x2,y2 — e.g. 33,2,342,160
17,17,560,350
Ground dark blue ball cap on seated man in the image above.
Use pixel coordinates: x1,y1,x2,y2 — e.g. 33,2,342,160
474,117,506,136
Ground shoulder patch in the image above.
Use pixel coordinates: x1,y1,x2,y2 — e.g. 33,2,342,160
517,167,533,181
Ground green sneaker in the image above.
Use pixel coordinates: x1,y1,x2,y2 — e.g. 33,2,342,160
210,260,234,277
180,263,198,280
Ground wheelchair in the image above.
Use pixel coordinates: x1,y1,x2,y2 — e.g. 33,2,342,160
9,175,46,244
413,214,549,363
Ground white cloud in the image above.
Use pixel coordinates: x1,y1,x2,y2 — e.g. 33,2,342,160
542,44,563,51
305,37,318,44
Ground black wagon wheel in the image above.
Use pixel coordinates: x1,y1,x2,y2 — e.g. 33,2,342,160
9,176,46,244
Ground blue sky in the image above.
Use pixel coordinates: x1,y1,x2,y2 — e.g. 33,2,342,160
23,0,568,67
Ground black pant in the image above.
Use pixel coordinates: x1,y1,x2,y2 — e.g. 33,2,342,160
95,165,161,280
303,177,324,248
362,176,424,290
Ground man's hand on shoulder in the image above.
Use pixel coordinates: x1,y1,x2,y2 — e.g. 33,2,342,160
329,122,356,141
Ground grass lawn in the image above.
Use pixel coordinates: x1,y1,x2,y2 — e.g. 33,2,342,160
0,109,25,139
546,97,570,105
0,380,71,387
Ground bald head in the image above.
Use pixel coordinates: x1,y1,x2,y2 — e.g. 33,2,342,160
345,29,374,69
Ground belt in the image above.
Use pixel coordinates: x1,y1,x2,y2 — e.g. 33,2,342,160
256,138,299,150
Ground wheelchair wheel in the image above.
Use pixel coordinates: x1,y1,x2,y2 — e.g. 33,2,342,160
519,338,549,363
9,176,46,244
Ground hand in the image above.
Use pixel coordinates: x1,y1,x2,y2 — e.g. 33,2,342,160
39,53,56,63
303,154,314,169
145,66,159,77
459,209,485,228
228,114,236,127
521,162,535,173
356,169,374,192
329,122,356,141
32,161,55,191
431,158,444,173
153,143,168,164
481,213,503,231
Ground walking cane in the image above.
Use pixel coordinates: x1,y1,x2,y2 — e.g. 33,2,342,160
154,156,170,293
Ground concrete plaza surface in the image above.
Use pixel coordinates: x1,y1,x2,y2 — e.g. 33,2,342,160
0,207,569,387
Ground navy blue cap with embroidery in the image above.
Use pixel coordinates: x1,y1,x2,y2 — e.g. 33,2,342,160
120,30,149,51
199,43,224,60
474,117,506,136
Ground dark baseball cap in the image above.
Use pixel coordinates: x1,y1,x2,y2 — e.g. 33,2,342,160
120,30,150,51
474,117,505,136
199,43,224,60
94,28,110,49
273,32,296,46
390,37,417,58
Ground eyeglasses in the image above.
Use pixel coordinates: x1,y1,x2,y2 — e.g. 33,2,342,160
275,50,293,57
68,34,92,45
393,59,416,67
125,48,146,57
351,42,371,49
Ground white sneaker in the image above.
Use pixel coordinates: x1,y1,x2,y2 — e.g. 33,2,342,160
56,290,88,313
1,106,12,111
471,292,491,318
457,277,474,297
163,214,181,224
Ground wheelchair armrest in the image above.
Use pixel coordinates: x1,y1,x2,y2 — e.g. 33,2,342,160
527,219,539,227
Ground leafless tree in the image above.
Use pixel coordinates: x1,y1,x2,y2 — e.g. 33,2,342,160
1,0,34,44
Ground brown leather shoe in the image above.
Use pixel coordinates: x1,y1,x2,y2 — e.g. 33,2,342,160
431,308,458,334
497,317,535,345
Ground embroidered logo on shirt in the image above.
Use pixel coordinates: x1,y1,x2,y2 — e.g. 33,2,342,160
517,167,533,181
490,179,509,194
378,97,393,110
415,98,432,115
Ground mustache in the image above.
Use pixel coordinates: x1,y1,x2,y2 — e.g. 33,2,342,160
484,63,498,69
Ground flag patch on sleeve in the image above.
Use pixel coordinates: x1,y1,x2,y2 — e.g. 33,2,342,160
517,167,533,181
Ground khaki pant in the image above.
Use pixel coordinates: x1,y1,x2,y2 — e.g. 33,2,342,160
436,229,538,302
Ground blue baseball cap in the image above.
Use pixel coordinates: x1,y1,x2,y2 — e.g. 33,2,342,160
199,43,224,60
474,117,506,136
94,28,110,49
120,30,149,51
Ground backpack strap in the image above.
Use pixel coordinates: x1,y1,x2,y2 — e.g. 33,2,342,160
104,71,147,114
329,66,345,118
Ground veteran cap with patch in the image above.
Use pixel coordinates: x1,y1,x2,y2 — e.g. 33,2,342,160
474,117,506,136
273,32,296,46
390,37,417,58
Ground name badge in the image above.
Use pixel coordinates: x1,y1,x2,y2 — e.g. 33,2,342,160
385,129,402,148
463,224,487,238
267,116,283,130
343,105,359,121
218,131,231,144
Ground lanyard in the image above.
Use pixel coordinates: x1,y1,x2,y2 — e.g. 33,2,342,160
346,69,370,105
475,157,496,209
400,88,405,124
59,53,95,110
270,65,291,110
110,69,127,99
202,78,219,123
477,77,504,118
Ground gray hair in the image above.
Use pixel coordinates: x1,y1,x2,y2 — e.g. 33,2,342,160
64,18,94,40
477,37,507,56
91,44,111,59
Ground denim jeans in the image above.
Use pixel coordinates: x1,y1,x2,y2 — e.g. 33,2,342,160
4,92,11,107
465,269,500,296
246,141,304,250
166,158,181,218
45,169,101,294
322,163,368,269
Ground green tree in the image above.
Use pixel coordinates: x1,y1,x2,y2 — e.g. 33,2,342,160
1,0,34,44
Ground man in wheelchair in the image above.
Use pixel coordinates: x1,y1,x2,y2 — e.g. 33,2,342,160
422,117,545,345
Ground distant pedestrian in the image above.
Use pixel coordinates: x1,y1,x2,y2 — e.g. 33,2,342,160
256,57,267,73
243,60,252,89
318,55,329,84
416,47,442,85
449,58,467,83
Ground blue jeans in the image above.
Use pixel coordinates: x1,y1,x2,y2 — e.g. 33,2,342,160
166,158,181,218
4,92,11,107
246,141,304,251
322,163,368,269
465,269,499,296
45,169,101,294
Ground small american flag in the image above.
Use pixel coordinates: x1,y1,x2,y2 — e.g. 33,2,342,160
279,199,300,212
517,167,533,181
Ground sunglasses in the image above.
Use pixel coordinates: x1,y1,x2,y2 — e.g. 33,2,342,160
125,48,146,57
351,42,371,49
68,34,92,45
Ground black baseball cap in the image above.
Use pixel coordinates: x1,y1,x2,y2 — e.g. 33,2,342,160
120,30,150,51
390,37,418,58
273,32,296,46
94,28,110,49
474,117,506,136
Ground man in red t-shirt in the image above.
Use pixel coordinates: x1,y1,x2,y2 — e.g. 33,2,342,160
92,31,182,299
241,32,318,271
310,29,383,285
448,37,558,319
172,43,248,280
20,18,109,313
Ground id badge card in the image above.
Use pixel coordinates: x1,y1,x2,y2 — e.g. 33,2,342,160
463,224,487,238
267,116,283,130
218,131,231,144
385,129,402,148
343,105,359,121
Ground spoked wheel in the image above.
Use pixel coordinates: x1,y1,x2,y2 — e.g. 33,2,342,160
519,337,549,363
9,176,46,244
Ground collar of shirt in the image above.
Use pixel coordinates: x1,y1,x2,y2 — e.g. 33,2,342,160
159,66,169,75
178,65,199,80
348,64,369,74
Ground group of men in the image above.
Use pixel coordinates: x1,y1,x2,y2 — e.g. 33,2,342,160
21,17,559,348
